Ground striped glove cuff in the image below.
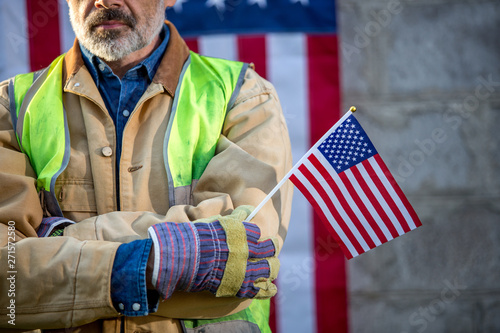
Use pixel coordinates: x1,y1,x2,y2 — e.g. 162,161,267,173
37,217,75,237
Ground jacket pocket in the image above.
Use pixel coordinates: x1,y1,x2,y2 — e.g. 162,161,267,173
55,179,97,220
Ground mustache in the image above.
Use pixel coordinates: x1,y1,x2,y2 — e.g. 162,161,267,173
86,9,136,29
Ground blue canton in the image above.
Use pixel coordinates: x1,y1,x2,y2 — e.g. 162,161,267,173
317,115,377,173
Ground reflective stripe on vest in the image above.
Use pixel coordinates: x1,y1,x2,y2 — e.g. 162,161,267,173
10,52,270,332
165,52,248,205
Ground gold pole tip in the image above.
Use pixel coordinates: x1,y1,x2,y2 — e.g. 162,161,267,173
349,106,357,113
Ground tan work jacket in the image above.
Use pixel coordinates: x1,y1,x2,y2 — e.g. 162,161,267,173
0,22,293,332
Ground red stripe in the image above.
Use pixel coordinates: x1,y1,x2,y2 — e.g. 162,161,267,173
340,170,388,244
351,164,399,239
184,37,199,53
374,155,422,228
304,156,365,255
237,35,267,78
289,174,351,258
362,159,410,233
307,34,347,333
26,0,62,71
309,154,377,250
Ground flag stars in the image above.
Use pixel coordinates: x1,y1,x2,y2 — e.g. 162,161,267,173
206,0,226,12
248,0,267,9
172,0,188,12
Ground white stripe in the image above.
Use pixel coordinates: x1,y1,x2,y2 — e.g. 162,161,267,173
357,160,405,235
0,1,29,81
315,152,382,247
59,0,76,53
305,155,370,251
295,167,359,258
369,158,418,229
147,228,161,288
198,34,238,60
268,33,315,333
345,168,394,241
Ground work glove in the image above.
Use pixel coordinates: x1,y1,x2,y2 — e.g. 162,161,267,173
147,206,279,300
37,217,75,237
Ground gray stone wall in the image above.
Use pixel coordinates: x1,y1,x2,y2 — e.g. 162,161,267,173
337,0,500,332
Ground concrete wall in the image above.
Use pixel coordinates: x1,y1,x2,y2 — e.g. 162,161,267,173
337,0,500,332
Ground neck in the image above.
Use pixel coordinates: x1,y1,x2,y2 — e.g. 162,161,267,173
104,35,162,78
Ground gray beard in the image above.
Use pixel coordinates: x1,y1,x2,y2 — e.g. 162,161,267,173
69,5,164,62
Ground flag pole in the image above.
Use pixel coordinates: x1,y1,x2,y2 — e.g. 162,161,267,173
244,106,357,222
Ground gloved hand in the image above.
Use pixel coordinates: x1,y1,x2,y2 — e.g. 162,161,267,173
147,206,279,300
37,217,75,237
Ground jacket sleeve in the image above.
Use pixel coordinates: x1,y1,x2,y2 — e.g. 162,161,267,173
63,68,294,319
0,80,122,330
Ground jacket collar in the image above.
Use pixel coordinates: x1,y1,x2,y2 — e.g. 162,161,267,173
62,20,190,97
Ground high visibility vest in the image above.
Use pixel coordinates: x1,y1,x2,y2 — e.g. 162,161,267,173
9,52,271,332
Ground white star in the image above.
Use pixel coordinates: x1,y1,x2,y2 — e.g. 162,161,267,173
172,0,188,13
368,149,372,153
346,119,351,123
290,0,309,5
329,155,333,158
345,161,348,165
355,130,360,134
248,0,267,8
206,0,226,12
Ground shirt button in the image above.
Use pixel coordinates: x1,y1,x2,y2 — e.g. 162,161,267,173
118,303,125,311
98,64,106,71
101,146,113,157
132,303,141,311
122,110,130,117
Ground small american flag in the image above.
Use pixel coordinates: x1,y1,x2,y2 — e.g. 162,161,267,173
289,110,422,259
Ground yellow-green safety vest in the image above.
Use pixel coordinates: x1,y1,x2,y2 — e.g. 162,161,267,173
8,52,271,333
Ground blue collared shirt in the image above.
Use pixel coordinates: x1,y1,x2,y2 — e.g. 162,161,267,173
80,24,170,168
80,25,170,317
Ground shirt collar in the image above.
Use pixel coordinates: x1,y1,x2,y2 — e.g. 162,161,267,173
80,24,170,85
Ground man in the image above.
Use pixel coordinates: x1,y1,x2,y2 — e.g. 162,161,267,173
0,0,292,332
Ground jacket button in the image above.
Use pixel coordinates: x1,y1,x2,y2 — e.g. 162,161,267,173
118,303,125,311
132,303,141,311
101,146,113,157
